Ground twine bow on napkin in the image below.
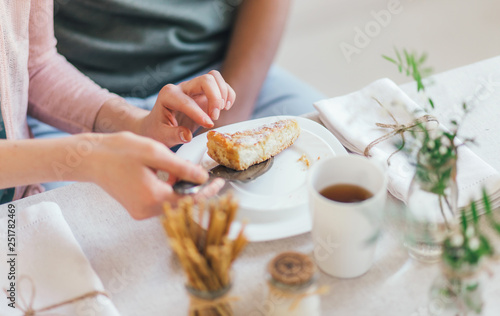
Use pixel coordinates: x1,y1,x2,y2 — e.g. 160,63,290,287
3,276,109,316
363,98,439,164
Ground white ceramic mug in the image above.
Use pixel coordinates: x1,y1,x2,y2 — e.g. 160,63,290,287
308,155,387,278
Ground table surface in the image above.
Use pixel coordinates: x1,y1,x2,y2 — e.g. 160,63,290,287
3,56,500,315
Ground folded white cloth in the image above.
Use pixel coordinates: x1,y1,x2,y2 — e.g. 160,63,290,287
0,201,120,315
314,78,500,207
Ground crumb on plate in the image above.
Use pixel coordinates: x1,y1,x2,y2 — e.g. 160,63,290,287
297,154,310,168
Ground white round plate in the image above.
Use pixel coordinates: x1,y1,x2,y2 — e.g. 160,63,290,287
176,116,347,242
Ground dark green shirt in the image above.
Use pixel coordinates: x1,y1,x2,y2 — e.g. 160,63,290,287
54,0,239,98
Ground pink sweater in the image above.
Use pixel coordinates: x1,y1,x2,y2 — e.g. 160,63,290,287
0,0,116,200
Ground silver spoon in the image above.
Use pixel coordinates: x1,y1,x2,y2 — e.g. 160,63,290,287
173,157,274,195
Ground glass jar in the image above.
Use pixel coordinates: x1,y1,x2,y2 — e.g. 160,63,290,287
405,161,458,263
265,252,321,316
428,264,483,316
186,283,234,316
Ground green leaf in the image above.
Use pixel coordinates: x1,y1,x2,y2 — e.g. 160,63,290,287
417,81,424,92
421,67,433,76
461,209,468,232
404,49,411,65
479,235,493,256
395,47,402,64
418,52,428,64
471,200,479,225
392,48,403,73
385,48,433,97
428,98,435,108
482,187,492,215
382,55,397,64
404,49,411,76
494,222,500,234
443,133,456,142
466,283,479,292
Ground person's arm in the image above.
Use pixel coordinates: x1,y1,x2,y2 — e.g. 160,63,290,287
0,133,223,219
216,0,291,127
16,0,227,219
95,71,235,147
27,0,232,146
27,0,116,134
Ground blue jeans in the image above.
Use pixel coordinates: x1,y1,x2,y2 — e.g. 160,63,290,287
28,65,325,190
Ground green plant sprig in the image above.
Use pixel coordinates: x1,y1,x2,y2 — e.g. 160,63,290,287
414,126,458,196
383,48,434,108
443,189,500,270
482,188,500,234
383,48,474,198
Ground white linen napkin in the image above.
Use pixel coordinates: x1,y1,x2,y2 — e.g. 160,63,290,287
0,201,120,315
314,78,500,207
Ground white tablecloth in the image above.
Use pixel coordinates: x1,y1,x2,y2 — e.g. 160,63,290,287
2,56,500,315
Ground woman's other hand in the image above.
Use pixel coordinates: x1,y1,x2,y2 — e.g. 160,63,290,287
138,70,235,147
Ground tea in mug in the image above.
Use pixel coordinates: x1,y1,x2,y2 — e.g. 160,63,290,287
319,184,373,203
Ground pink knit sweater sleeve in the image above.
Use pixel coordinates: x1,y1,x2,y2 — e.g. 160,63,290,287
27,0,118,134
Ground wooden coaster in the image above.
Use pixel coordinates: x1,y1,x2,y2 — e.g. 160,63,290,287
268,251,315,286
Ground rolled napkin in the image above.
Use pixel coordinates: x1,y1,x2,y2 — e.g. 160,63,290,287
0,201,120,316
314,78,500,208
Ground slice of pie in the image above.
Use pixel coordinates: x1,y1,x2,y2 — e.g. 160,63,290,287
206,119,300,171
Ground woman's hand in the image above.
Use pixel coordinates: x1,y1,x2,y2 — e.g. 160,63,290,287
138,70,236,147
1,133,223,219
83,132,224,219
